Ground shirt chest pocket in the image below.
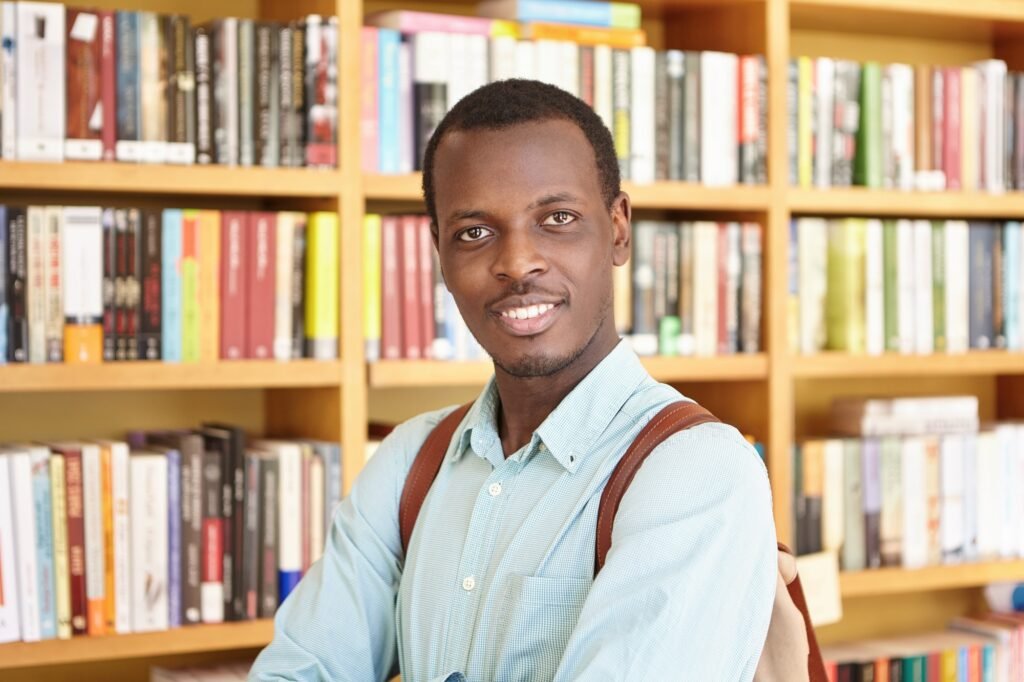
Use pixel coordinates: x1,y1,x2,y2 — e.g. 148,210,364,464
492,575,592,682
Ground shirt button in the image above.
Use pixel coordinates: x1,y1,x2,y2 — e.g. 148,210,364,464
488,482,502,497
462,576,476,592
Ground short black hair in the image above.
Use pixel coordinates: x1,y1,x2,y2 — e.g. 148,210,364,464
421,79,621,226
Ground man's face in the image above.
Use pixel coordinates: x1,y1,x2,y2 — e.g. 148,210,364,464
431,119,630,378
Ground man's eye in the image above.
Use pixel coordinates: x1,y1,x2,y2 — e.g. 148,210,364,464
457,226,492,242
541,211,576,226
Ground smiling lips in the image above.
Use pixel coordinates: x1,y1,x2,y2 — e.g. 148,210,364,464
493,302,562,336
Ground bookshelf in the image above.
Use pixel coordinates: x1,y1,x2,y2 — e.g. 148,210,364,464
5,0,1024,678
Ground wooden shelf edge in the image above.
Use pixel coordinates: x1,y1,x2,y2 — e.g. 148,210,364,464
0,360,344,392
788,187,1024,218
841,560,1024,598
792,352,1024,378
790,0,1024,24
368,354,768,388
0,619,273,669
0,161,342,198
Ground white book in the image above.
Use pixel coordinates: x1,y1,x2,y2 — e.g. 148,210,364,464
961,433,978,562
895,219,916,354
130,452,169,633
514,39,535,80
912,220,933,354
80,443,105,631
975,430,1001,561
62,207,104,321
630,46,656,185
466,35,489,97
995,424,1018,559
865,219,885,356
821,439,845,554
446,33,471,107
1016,424,1024,559
1,2,16,159
888,64,915,191
8,449,40,641
26,206,47,363
223,17,239,166
693,221,718,357
559,40,579,97
489,35,517,82
412,32,449,109
22,444,55,639
273,213,298,361
700,52,738,186
593,45,613,135
15,2,64,161
974,59,1007,193
939,434,965,563
97,441,132,634
139,12,167,164
308,455,325,566
813,57,834,188
397,42,413,174
254,441,302,597
533,39,560,89
945,220,970,354
798,218,827,354
900,436,928,569
961,67,979,192
64,10,102,160
0,455,20,642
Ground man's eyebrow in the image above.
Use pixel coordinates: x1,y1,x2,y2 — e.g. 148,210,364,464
527,192,581,209
447,208,489,222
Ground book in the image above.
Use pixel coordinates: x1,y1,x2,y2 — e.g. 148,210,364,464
478,0,642,29
65,8,103,161
16,2,64,161
0,454,21,642
129,450,169,632
304,212,339,359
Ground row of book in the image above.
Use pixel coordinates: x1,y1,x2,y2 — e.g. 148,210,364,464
360,10,767,186
793,395,1024,572
152,661,250,681
0,206,339,365
790,218,1024,356
0,429,342,643
823,613,1024,682
789,57,1024,192
361,215,763,362
0,3,338,167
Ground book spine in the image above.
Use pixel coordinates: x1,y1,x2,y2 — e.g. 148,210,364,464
258,458,278,617
42,208,61,362
417,217,435,359
276,445,302,603
11,453,41,641
29,448,56,639
739,54,759,185
138,12,167,164
944,67,962,190
130,454,169,632
865,218,885,356
140,211,162,360
611,48,630,180
180,211,200,362
0,456,20,643
740,223,762,353
397,41,414,173
932,221,947,352
306,16,338,167
238,19,255,166
630,46,655,184
65,9,103,161
15,3,64,161
7,207,27,362
114,210,128,360
243,454,262,619
290,215,307,359
755,56,768,185
160,209,182,362
64,449,88,635
399,216,422,360
993,223,1007,349
666,51,685,181
411,32,446,171
200,447,224,623
160,449,179,628
180,437,202,625
124,209,141,360
81,445,106,635
255,23,279,167
0,207,6,364
380,217,402,359
969,223,994,348
246,212,275,359
855,62,882,187
0,3,16,160
109,444,130,633
26,207,46,363
219,211,247,360
377,28,400,173
167,15,196,164
198,211,221,363
277,25,294,167
209,20,230,164
363,215,382,362
115,11,142,161
290,22,306,167
48,454,72,638
304,213,339,359
194,26,213,164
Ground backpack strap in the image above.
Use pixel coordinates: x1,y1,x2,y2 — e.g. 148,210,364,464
595,401,719,573
399,402,473,555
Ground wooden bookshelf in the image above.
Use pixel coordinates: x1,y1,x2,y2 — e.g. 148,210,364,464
788,187,1024,218
841,561,1024,598
792,351,1024,378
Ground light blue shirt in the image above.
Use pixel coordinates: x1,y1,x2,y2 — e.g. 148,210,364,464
250,340,777,681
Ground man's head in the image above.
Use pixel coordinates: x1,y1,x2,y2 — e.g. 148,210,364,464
425,79,631,379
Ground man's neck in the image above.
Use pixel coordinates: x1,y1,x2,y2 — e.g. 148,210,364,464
493,326,620,457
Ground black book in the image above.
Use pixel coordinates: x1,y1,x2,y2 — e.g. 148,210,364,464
238,19,255,167
125,208,141,361
203,427,235,620
167,15,196,162
290,214,307,359
139,209,162,360
683,51,701,183
653,52,670,182
290,21,306,166
259,456,279,618
243,452,264,619
413,83,446,172
255,22,280,167
114,208,128,361
968,222,995,349
667,50,685,182
203,422,247,622
101,209,116,361
193,25,214,164
6,206,27,363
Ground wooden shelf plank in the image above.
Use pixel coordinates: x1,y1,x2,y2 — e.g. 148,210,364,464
0,620,273,669
841,561,1024,598
369,354,768,388
364,173,771,212
0,360,343,393
0,161,342,198
791,0,1024,24
789,188,1024,218
792,352,1024,378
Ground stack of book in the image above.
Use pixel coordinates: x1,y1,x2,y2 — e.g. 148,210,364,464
360,1,767,185
151,661,251,681
0,430,341,643
0,3,338,167
789,56,1024,192
790,218,1023,355
362,215,763,362
0,206,339,364
793,395,1024,572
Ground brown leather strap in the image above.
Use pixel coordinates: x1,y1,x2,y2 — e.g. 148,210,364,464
777,543,829,682
399,403,473,556
595,401,719,573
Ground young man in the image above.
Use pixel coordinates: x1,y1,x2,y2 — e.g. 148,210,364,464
251,80,776,681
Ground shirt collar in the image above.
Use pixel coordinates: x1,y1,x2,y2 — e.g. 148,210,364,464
451,339,649,473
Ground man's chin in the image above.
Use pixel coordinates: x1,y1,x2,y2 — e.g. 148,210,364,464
492,348,582,379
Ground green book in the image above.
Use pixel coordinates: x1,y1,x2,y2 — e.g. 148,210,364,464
882,220,899,352
902,655,926,682
932,221,946,352
826,218,867,352
181,211,201,363
855,62,882,188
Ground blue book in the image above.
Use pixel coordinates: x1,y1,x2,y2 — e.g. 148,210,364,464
165,448,182,628
481,0,641,29
981,642,995,682
115,11,142,159
377,29,401,174
1004,222,1020,349
30,447,56,639
161,209,183,362
0,205,7,364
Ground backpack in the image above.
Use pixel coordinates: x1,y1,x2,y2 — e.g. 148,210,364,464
399,401,828,682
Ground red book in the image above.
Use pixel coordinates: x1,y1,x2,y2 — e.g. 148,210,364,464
943,67,961,190
100,10,117,161
399,215,422,359
360,27,379,173
219,211,248,359
380,216,403,360
65,9,103,161
717,222,728,355
246,212,276,359
580,46,595,108
58,445,89,636
417,217,435,359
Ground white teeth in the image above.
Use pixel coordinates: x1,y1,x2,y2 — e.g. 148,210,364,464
527,305,539,318
502,303,556,320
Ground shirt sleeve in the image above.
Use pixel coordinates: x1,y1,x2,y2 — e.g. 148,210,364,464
552,422,778,682
248,412,442,682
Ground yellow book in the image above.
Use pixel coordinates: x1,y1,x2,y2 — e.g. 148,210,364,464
363,214,382,362
197,210,221,363
181,210,201,362
798,56,813,188
49,453,72,640
521,22,646,49
826,218,866,353
305,212,340,359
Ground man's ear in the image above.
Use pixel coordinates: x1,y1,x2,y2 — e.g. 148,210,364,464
610,192,631,267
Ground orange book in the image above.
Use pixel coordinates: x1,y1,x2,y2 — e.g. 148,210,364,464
63,325,103,364
521,22,646,49
197,210,221,363
100,444,115,630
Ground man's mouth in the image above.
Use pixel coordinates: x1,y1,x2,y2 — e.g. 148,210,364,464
492,302,562,336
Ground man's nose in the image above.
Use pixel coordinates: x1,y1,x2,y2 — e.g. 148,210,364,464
490,227,548,282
